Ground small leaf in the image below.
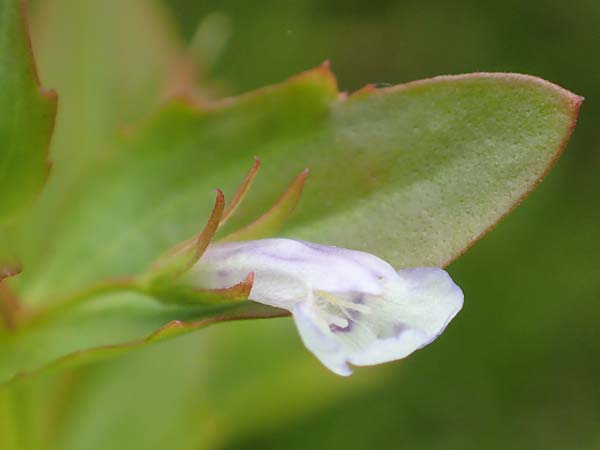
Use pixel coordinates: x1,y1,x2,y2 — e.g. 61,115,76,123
0,0,56,223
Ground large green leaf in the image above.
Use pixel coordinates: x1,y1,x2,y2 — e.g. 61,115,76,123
0,0,56,224
4,67,580,385
18,68,580,301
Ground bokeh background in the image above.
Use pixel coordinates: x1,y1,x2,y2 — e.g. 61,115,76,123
23,0,600,449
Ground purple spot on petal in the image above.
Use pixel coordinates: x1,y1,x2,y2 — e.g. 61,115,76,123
352,293,365,304
330,320,354,333
393,323,409,337
217,270,229,278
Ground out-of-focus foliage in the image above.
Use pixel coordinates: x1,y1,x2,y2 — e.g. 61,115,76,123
15,0,182,284
0,0,55,226
0,0,596,449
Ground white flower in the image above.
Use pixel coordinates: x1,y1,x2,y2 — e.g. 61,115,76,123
191,238,463,376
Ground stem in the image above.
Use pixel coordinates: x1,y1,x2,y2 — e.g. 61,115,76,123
24,277,146,327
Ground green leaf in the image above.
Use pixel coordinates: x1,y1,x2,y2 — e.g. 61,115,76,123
0,295,284,386
8,67,580,382
0,0,56,224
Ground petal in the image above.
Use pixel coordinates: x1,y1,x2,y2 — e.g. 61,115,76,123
292,303,352,376
291,268,463,374
191,240,306,307
192,239,397,308
349,268,463,366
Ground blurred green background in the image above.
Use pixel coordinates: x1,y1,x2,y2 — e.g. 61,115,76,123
20,0,600,449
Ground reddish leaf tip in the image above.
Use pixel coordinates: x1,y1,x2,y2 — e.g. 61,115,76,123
220,167,310,243
569,93,585,111
211,189,226,216
204,189,226,234
439,75,582,267
289,62,338,94
220,158,262,226
295,168,310,185
39,86,58,102
351,84,376,98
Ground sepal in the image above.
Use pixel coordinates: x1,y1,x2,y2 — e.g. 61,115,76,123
140,189,225,290
139,159,305,305
149,272,254,305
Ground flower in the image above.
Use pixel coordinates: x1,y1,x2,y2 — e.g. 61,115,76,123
191,238,463,376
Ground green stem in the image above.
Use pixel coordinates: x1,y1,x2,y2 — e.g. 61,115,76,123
23,277,146,328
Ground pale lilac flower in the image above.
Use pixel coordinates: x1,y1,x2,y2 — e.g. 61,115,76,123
192,238,463,376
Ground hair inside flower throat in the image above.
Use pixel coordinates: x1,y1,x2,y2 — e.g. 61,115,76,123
313,290,372,332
